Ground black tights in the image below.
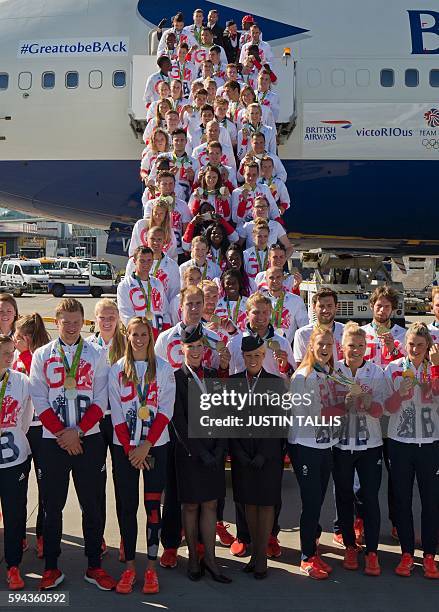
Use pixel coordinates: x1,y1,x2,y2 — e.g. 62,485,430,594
182,500,219,572
245,504,274,573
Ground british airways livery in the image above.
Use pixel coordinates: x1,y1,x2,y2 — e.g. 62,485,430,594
0,0,438,254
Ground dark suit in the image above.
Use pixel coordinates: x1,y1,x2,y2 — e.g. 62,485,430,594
222,32,241,64
173,364,226,503
229,369,285,506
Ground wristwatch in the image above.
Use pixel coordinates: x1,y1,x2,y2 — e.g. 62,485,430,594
76,427,85,440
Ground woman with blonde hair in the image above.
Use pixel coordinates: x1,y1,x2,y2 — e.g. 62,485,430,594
333,322,387,576
143,98,173,145
288,328,342,580
384,322,439,579
140,128,170,182
13,313,50,558
87,299,126,558
109,317,175,595
127,199,178,276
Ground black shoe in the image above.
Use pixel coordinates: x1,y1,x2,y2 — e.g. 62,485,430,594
187,569,203,581
200,560,232,584
254,570,268,580
242,562,255,573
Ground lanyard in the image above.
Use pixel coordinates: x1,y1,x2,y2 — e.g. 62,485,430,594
152,258,162,277
187,365,208,394
226,297,241,324
246,369,261,394
57,338,83,381
211,248,223,267
271,292,285,328
133,274,152,312
255,248,268,273
194,261,208,279
178,61,186,81
0,370,10,426
135,363,154,422
259,90,268,103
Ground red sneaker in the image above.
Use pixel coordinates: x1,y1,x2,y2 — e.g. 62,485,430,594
423,554,439,579
84,568,116,591
267,535,281,559
391,527,399,541
160,548,177,568
230,539,247,557
332,533,345,548
39,569,65,590
343,546,359,570
119,539,125,563
300,556,329,580
36,536,44,560
354,518,364,546
22,539,29,553
216,522,235,546
116,569,136,594
143,568,159,594
364,552,381,576
7,567,24,591
315,555,333,574
395,553,414,577
100,538,107,558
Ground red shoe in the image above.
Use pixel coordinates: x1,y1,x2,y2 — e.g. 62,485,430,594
354,518,364,546
100,538,107,558
300,556,329,580
36,536,44,560
119,539,125,563
116,569,136,594
315,555,333,574
39,569,65,590
332,533,345,548
391,527,399,541
267,535,281,559
423,554,439,579
7,567,24,591
160,548,177,568
84,568,116,591
395,553,414,577
343,546,359,570
230,539,247,557
364,552,381,576
216,522,235,546
22,539,29,553
143,568,159,594
197,543,205,560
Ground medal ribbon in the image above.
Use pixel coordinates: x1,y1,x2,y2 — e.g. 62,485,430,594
0,370,10,426
152,258,161,277
271,292,285,328
314,363,356,387
227,297,241,324
57,338,83,381
133,274,152,312
255,249,268,273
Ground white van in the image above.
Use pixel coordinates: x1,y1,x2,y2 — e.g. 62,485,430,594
0,259,49,296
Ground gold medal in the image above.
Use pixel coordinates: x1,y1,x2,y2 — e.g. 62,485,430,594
145,311,154,321
216,341,225,352
138,404,149,420
210,314,221,325
267,340,280,352
64,376,77,390
402,369,415,379
350,383,363,397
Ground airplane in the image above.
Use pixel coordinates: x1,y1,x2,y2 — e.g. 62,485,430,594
0,0,438,256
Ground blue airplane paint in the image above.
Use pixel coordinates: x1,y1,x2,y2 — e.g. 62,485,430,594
408,10,439,54
137,0,309,42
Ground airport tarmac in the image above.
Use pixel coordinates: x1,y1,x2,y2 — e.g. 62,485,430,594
0,294,437,611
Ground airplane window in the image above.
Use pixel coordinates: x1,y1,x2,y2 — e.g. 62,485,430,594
66,71,79,88
0,73,8,90
18,72,32,90
405,69,419,87
331,69,345,87
112,70,126,88
307,69,321,88
89,70,102,89
355,69,370,87
42,71,55,89
380,69,394,87
430,70,439,87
